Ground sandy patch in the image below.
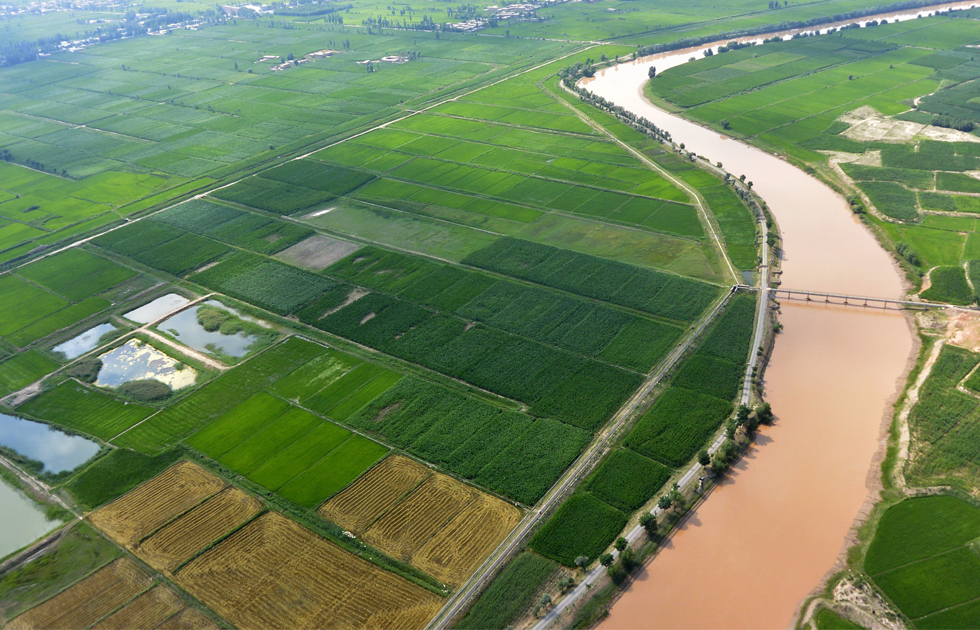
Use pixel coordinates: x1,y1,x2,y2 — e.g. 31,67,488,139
946,309,980,353
823,150,882,166
275,234,361,271
840,106,980,144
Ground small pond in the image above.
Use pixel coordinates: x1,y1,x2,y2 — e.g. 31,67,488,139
0,478,60,559
0,413,100,474
123,294,190,324
51,323,117,360
158,300,269,359
95,339,197,390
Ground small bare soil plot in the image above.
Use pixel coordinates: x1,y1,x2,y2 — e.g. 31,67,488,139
90,461,226,547
7,558,152,630
322,456,521,586
137,487,263,571
175,511,443,630
275,234,362,271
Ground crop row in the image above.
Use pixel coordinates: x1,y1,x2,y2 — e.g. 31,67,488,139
187,393,388,508
327,246,683,372
303,291,643,431
462,237,721,322
346,378,590,505
155,199,313,254
624,293,755,468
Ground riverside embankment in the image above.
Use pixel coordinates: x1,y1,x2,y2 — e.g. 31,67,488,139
575,12,946,625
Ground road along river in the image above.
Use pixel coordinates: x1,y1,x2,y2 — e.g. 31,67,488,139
570,11,969,625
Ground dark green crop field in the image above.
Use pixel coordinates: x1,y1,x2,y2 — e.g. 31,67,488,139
530,492,629,566
866,496,980,626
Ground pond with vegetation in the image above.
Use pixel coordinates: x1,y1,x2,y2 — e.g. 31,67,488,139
95,339,196,391
157,300,276,362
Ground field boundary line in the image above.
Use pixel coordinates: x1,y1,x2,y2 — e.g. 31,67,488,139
0,45,597,278
558,80,741,285
426,285,736,630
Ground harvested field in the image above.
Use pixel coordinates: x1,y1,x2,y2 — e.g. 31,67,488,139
7,558,152,630
91,585,184,630
137,487,263,571
318,455,431,534
411,492,521,587
90,461,226,547
175,512,443,630
155,607,221,630
363,473,477,562
275,235,362,271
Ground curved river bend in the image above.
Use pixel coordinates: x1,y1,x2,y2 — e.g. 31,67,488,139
577,12,958,625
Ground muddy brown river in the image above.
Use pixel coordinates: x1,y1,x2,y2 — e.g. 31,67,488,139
580,16,943,625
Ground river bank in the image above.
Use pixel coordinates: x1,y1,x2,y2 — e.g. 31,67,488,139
574,11,940,626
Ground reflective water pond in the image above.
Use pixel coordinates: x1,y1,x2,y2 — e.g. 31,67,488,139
95,339,197,390
51,323,117,360
0,478,60,559
0,413,100,474
123,294,190,324
158,300,268,359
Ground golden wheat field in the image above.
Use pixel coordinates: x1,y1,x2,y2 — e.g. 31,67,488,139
411,492,521,586
318,455,431,533
91,585,184,630
90,461,226,547
362,473,477,562
155,607,221,630
7,558,151,630
137,487,262,571
175,512,443,630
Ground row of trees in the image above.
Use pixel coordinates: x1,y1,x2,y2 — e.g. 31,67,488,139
635,0,957,58
558,62,674,144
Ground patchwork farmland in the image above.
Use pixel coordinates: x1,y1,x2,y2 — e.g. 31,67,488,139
0,3,775,629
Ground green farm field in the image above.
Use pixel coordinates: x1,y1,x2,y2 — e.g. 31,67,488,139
0,3,775,620
186,392,388,507
866,496,980,626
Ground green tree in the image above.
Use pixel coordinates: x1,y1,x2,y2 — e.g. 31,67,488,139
698,449,711,467
725,418,738,440
600,553,614,567
574,556,589,570
657,495,672,511
756,402,774,425
639,513,658,538
620,547,637,571
614,537,628,552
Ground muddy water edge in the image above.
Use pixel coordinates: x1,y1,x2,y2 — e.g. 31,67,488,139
583,25,924,629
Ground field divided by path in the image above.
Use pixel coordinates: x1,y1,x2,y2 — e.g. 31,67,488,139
0,248,147,395
866,496,980,627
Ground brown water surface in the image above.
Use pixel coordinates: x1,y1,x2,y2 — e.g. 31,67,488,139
587,31,916,629
597,304,909,629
